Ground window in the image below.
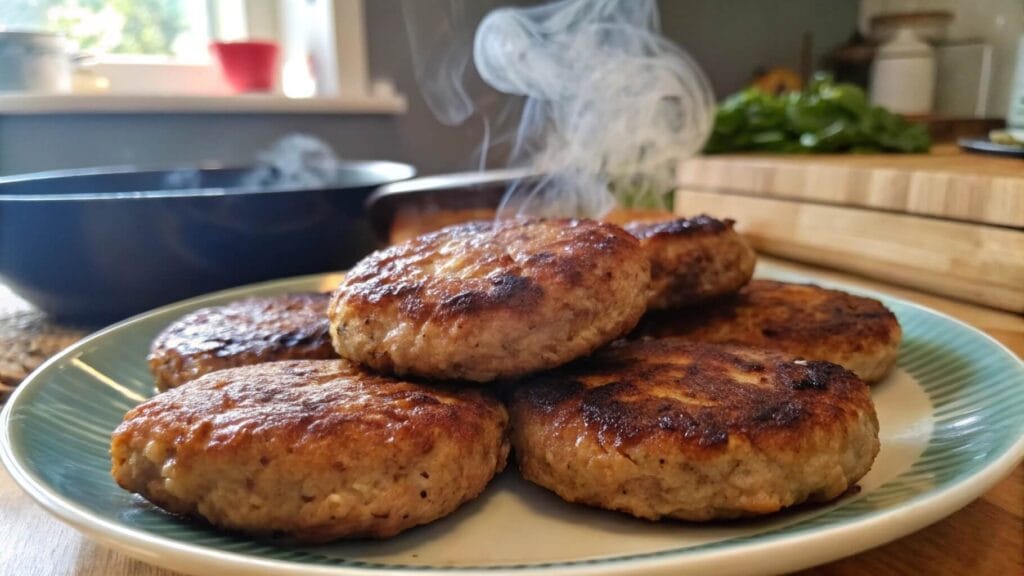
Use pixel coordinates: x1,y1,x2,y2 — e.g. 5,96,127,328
3,0,210,61
0,0,404,112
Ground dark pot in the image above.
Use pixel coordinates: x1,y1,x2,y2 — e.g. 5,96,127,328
0,161,415,323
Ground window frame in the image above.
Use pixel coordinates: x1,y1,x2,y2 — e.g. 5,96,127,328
69,0,395,103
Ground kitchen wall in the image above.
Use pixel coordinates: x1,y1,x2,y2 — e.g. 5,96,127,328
860,0,1023,118
660,0,860,96
0,0,859,178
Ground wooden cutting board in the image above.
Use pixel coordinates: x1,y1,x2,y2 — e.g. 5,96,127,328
677,146,1024,227
675,146,1024,312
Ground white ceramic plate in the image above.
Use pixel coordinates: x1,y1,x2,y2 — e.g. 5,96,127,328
2,269,1023,576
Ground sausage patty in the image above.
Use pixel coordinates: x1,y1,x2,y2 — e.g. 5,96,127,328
328,218,651,382
148,293,336,391
623,216,756,310
633,280,902,383
509,339,879,521
112,360,510,542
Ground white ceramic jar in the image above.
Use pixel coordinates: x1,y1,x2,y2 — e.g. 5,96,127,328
0,32,71,93
870,28,936,115
1008,35,1024,128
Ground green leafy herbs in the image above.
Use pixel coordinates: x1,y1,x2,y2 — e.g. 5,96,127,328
704,74,930,154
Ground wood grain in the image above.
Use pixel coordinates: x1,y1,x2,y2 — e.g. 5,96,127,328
0,258,1021,576
677,146,1024,228
674,189,1024,313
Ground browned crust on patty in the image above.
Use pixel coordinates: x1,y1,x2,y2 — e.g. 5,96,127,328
623,215,756,309
624,214,732,240
340,219,634,321
148,293,336,391
513,340,871,456
112,360,510,542
509,339,879,520
633,280,902,382
329,218,651,382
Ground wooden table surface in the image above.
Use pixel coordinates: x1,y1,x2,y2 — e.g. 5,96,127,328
0,256,1021,576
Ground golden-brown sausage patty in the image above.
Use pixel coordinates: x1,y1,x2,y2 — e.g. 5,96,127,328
148,293,336,391
509,339,879,521
111,360,510,542
623,216,756,310
633,280,902,383
328,218,651,382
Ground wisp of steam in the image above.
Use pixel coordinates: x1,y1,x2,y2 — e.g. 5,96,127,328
474,0,715,219
404,0,714,219
242,134,341,190
158,133,341,193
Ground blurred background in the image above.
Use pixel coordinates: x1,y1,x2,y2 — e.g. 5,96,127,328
0,0,1021,325
0,0,1021,176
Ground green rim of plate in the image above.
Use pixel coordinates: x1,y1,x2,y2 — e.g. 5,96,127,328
2,271,1023,574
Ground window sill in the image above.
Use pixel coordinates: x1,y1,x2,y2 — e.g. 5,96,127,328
0,93,407,116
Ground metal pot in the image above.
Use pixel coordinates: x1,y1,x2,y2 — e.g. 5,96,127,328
0,31,71,93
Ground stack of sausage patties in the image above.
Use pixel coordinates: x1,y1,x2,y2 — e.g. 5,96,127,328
111,215,897,542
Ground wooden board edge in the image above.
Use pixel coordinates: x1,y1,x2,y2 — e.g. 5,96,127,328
674,189,1024,313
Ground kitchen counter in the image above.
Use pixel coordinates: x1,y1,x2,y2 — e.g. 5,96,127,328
0,256,1021,575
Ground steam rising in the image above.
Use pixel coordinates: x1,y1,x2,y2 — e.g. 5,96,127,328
243,134,341,190
156,134,342,193
473,0,715,219
401,0,477,126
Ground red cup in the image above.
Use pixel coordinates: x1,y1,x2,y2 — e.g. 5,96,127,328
210,41,279,93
